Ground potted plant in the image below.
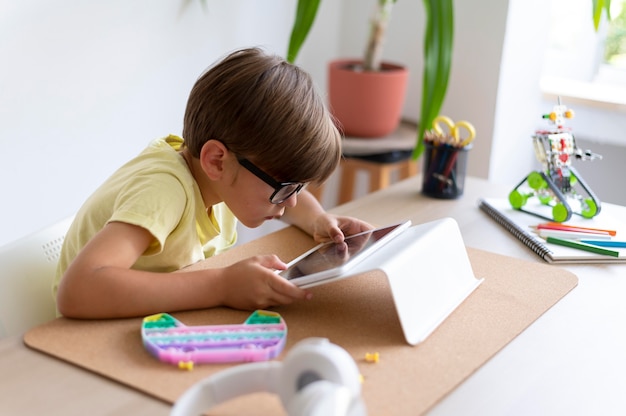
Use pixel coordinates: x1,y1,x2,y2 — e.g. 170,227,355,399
326,0,409,138
287,0,453,159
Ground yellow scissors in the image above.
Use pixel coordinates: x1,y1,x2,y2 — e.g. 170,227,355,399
432,115,476,147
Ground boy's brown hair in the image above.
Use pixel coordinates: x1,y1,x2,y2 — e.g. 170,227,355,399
183,47,341,185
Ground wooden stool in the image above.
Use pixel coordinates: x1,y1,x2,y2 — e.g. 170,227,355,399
308,120,418,205
337,156,418,204
307,157,418,205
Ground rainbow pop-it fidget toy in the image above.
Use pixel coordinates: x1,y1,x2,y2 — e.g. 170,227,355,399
142,310,287,370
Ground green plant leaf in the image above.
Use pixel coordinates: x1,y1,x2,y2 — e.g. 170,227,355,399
287,0,321,63
413,0,454,159
592,0,612,31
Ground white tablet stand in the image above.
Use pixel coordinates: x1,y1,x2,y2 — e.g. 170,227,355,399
305,217,483,346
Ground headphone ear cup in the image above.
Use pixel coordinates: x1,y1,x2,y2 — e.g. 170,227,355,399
277,338,362,414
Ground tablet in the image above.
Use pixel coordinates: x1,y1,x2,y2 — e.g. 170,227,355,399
280,220,412,287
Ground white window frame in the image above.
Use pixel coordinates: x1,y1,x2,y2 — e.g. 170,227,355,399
541,0,626,113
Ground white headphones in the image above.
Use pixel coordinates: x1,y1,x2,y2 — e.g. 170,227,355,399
171,337,366,416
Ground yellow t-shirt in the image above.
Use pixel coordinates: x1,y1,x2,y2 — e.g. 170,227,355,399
53,135,237,297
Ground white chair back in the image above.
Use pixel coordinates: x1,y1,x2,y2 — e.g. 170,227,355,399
0,216,74,338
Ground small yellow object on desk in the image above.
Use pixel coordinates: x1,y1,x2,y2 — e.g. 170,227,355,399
365,352,380,363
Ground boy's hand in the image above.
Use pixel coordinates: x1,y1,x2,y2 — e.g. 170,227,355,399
311,214,374,244
217,255,312,310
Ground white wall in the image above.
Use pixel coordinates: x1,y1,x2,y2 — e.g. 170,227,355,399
490,0,549,186
0,0,322,246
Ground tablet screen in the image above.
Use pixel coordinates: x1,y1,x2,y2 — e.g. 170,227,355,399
280,220,411,285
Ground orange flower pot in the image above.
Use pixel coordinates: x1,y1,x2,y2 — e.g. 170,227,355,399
328,59,408,138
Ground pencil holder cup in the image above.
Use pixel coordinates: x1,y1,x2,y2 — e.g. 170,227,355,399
421,143,471,199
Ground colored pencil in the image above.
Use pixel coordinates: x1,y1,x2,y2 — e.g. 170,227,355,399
546,236,620,257
579,240,626,248
530,225,611,235
534,222,617,236
537,229,613,240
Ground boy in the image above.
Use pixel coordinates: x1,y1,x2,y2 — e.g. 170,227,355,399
54,47,372,319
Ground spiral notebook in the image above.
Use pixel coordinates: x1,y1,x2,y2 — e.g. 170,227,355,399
478,198,626,264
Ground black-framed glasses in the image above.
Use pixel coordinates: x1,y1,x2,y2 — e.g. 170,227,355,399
237,158,305,204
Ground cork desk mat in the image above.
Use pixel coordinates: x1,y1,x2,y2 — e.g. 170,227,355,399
24,227,578,416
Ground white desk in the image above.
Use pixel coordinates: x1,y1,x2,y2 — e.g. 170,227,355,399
2,176,625,415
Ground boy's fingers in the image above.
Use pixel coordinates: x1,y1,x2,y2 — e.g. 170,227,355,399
270,273,312,300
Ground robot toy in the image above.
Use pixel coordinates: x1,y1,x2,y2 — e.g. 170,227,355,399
508,99,602,222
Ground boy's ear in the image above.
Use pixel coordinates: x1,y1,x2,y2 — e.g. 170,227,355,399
199,140,228,180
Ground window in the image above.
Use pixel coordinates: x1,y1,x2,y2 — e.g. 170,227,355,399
604,1,626,68
541,0,626,109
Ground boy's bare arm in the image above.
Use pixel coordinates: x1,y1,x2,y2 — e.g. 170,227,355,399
56,222,309,319
281,190,325,236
